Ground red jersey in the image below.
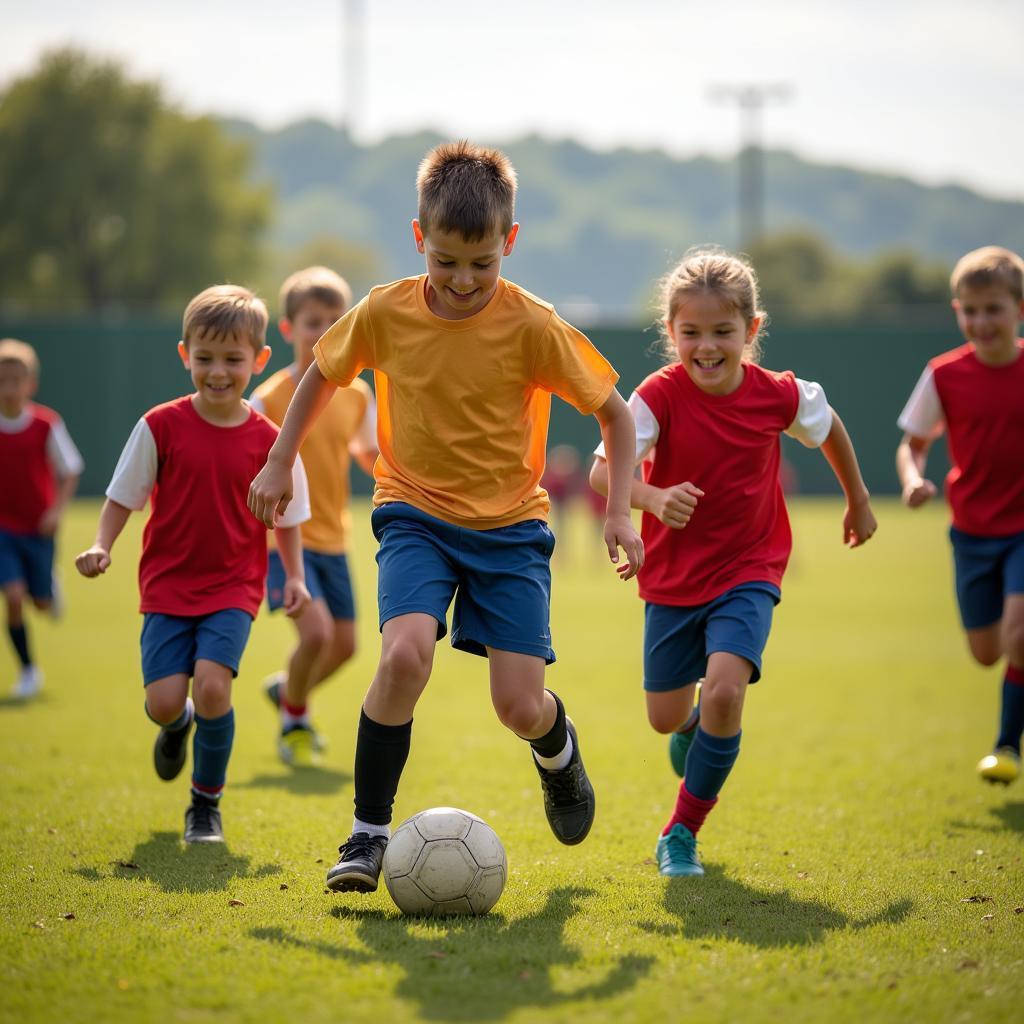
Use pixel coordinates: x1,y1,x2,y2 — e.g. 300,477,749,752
922,343,1024,537
0,404,81,535
635,363,808,606
113,397,282,618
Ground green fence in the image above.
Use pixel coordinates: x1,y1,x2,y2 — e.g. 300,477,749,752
1,311,954,497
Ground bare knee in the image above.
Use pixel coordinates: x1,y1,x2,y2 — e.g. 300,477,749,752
4,584,25,624
968,635,1002,667
493,691,547,736
297,606,332,654
146,689,186,725
701,678,746,723
377,635,432,693
192,665,233,717
1003,619,1024,666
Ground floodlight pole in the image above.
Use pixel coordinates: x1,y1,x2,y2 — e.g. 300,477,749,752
342,0,366,138
709,84,791,248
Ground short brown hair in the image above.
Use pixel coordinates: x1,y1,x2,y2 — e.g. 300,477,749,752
950,246,1024,302
182,285,268,351
279,266,353,321
0,338,39,376
658,247,767,363
417,141,517,242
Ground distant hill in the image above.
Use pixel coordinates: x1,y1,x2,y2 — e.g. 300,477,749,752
224,118,1024,317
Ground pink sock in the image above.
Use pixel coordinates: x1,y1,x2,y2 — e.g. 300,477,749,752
662,781,718,837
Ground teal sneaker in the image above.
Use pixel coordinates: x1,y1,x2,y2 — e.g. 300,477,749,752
655,823,704,877
668,684,701,778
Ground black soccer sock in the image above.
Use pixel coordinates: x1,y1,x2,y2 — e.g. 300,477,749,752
528,689,568,759
353,709,412,826
7,625,31,667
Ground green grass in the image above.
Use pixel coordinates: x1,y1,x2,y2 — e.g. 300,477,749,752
1,499,1022,1024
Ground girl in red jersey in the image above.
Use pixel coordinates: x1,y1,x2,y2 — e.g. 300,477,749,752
591,248,877,876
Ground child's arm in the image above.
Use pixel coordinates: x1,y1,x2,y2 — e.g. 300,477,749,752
590,458,703,530
819,409,877,547
895,433,937,508
273,524,311,618
75,499,132,577
249,362,337,527
353,449,379,476
38,472,80,536
593,390,645,579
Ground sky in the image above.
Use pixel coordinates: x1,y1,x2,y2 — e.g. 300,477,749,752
5,0,1024,200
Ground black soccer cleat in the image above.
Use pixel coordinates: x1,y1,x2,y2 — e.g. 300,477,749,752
534,718,596,845
184,795,224,844
153,712,194,781
325,832,389,893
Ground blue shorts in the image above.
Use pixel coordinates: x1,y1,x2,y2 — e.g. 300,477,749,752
643,583,780,691
140,609,253,685
372,502,556,663
266,548,355,620
950,527,1024,630
0,529,54,600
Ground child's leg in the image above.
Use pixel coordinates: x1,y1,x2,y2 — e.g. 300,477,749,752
646,684,699,734
281,599,332,713
190,658,235,802
309,618,357,691
145,672,194,783
4,581,31,667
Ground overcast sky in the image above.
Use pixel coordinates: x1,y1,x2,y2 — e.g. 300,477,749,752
5,0,1023,200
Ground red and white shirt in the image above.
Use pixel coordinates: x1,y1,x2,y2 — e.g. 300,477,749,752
0,403,84,535
106,395,310,618
599,362,832,606
898,340,1024,537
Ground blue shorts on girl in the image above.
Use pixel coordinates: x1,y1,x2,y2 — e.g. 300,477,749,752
371,501,556,664
643,583,780,691
140,609,253,685
949,527,1024,630
266,548,355,620
0,529,54,600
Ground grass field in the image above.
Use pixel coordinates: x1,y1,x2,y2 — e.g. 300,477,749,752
1,499,1021,1024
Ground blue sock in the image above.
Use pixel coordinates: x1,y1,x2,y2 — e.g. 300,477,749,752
996,666,1024,754
8,624,31,667
684,727,742,801
192,708,235,801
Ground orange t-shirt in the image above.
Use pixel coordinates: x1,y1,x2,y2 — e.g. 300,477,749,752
252,367,374,553
314,276,618,529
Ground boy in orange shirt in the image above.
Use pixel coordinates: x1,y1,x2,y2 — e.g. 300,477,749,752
250,267,378,767
249,141,643,895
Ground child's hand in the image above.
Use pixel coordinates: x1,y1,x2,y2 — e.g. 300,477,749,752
604,513,645,581
843,500,877,548
281,578,311,618
652,482,704,529
75,545,111,577
248,459,293,528
902,478,937,508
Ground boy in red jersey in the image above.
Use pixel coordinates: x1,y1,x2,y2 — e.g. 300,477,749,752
592,248,876,877
0,339,83,699
897,246,1024,786
249,141,643,896
75,286,311,843
250,266,378,767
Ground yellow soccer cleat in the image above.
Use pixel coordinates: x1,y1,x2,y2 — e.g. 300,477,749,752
976,747,1021,785
278,727,322,768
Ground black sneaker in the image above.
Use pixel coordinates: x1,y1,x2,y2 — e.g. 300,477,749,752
534,718,595,845
326,832,388,893
184,796,224,844
153,712,194,781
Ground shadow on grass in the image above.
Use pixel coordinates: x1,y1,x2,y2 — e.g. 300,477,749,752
71,830,282,893
234,766,351,796
250,885,653,1020
0,694,52,710
989,801,1024,833
640,866,913,947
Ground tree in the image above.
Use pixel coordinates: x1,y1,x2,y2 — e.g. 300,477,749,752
0,49,270,311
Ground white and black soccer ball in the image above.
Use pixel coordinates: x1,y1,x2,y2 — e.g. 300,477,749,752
383,807,507,917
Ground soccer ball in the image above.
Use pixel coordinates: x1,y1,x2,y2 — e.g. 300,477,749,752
383,807,507,917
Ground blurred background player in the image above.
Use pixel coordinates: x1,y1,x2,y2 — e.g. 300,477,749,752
0,338,83,699
249,141,644,895
540,444,584,557
592,248,876,877
896,246,1024,786
75,286,311,842
250,266,378,767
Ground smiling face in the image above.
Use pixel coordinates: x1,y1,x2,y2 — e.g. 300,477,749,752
666,290,761,396
414,221,518,320
178,330,270,423
953,284,1024,366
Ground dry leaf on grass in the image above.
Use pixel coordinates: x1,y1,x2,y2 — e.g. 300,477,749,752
960,895,993,903
228,899,245,907
279,883,289,890
60,913,76,920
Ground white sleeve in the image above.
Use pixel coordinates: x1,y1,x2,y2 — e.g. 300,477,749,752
593,391,660,465
276,454,311,528
45,417,84,478
247,393,266,416
349,390,378,455
897,366,945,439
106,419,158,510
784,378,833,449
